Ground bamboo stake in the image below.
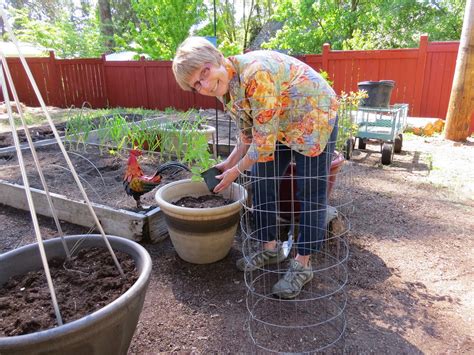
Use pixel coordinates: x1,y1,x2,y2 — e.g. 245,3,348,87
444,0,474,141
0,52,71,259
0,8,124,277
0,65,64,326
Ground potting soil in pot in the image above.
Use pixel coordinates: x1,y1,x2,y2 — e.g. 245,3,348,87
173,195,233,208
0,247,138,336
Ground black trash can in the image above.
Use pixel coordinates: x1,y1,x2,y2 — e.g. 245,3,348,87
357,80,395,108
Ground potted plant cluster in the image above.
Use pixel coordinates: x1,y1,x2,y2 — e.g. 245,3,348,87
156,110,216,156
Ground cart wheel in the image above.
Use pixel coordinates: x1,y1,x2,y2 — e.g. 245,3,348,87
344,138,354,160
394,134,403,153
358,138,366,150
381,143,393,165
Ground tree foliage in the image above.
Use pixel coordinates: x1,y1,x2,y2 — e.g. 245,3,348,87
115,0,207,60
193,0,274,56
263,0,465,54
1,0,465,58
5,5,106,58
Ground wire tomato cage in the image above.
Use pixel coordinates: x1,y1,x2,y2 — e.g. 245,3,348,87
231,95,354,353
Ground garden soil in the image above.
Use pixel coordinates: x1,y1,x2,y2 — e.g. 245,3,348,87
0,133,473,353
0,248,138,336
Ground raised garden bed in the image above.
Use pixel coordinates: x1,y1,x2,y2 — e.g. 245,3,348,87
0,112,148,149
0,143,192,242
0,109,238,242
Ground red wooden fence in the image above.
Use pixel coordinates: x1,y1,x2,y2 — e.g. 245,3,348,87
1,36,463,124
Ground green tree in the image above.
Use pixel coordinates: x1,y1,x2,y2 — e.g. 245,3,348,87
110,0,140,39
116,0,206,60
194,0,242,55
7,6,105,58
194,0,274,55
262,0,465,54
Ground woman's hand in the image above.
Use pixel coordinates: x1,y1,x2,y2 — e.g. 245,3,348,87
214,159,229,173
213,166,240,193
213,149,257,193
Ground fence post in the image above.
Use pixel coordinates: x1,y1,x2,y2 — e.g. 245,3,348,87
140,56,150,109
100,53,109,108
48,51,63,107
322,43,330,72
413,35,429,117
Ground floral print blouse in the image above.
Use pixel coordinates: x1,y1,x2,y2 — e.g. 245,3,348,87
222,50,338,162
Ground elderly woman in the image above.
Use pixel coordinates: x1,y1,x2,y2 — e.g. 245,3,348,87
172,37,338,299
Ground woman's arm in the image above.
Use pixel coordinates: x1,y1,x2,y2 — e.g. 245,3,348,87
214,143,250,172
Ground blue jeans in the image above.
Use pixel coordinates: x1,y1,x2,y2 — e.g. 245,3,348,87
251,122,338,256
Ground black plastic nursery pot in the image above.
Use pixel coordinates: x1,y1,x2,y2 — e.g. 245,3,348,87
201,167,221,192
357,80,395,108
0,235,152,355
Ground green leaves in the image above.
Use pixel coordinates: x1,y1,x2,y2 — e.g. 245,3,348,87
6,0,465,60
8,6,106,58
262,0,465,53
123,0,207,60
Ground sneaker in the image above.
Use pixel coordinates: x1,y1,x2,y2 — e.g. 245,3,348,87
236,243,286,272
272,259,314,299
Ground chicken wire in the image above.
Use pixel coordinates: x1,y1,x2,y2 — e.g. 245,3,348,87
232,95,352,353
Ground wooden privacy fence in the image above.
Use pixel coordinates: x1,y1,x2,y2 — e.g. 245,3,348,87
1,35,460,121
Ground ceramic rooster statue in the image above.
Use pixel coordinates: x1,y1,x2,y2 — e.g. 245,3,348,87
123,150,190,209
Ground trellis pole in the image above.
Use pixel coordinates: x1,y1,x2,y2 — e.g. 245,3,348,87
0,8,124,277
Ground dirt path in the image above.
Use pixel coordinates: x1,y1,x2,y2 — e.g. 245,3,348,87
0,134,473,353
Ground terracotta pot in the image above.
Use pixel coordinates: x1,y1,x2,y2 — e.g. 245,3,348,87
0,235,152,355
328,152,345,197
155,179,247,264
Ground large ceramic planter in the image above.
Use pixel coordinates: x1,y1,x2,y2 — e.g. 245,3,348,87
155,179,247,264
0,235,152,355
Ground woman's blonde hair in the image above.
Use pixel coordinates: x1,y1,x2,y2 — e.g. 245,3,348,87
172,37,223,91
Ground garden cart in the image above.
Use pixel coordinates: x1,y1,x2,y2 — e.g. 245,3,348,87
354,103,409,165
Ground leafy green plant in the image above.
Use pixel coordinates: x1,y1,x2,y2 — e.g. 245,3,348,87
104,114,130,152
182,130,216,181
9,6,106,58
164,107,177,115
65,111,95,151
319,70,334,87
336,90,368,156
